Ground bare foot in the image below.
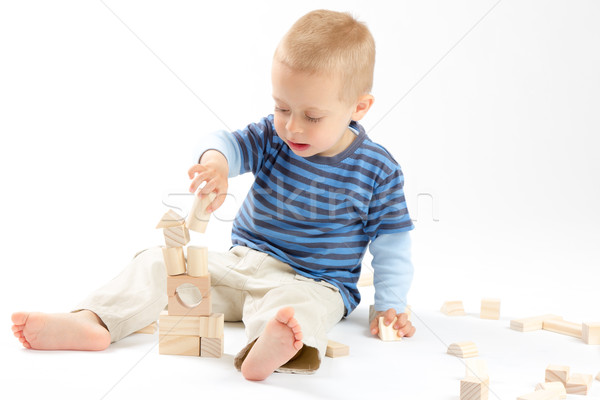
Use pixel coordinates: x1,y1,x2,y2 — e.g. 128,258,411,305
11,310,111,351
241,306,303,381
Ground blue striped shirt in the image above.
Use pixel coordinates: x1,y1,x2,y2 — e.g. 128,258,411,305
197,115,414,314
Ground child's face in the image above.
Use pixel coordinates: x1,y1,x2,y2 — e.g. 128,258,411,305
271,60,368,158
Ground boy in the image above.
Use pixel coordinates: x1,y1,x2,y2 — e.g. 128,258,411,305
11,9,415,381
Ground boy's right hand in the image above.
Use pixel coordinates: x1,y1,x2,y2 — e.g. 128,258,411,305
188,150,229,213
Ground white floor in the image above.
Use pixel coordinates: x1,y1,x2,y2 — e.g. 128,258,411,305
2,283,599,399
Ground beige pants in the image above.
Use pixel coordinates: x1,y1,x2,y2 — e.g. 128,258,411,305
75,246,345,373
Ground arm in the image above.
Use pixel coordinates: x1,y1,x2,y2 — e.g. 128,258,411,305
367,229,416,339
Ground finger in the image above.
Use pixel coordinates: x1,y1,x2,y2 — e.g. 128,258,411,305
198,179,217,196
394,313,408,330
187,164,206,179
397,321,415,338
208,193,227,213
370,317,380,335
383,309,396,325
189,172,212,194
403,324,416,338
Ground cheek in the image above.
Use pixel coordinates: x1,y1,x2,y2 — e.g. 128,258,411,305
273,115,286,134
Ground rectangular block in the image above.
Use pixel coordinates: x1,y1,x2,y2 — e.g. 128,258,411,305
460,376,489,400
510,315,563,332
325,340,349,358
200,337,223,358
168,294,211,317
133,322,157,335
159,311,224,337
582,322,600,344
163,225,190,247
545,364,570,384
480,298,500,320
565,373,593,395
159,335,200,356
161,246,186,276
186,192,216,233
542,319,582,339
187,246,208,277
441,300,465,316
535,381,566,399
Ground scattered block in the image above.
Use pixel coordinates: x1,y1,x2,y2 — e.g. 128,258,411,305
133,321,157,334
186,192,216,233
517,390,562,400
480,298,500,320
565,373,593,395
510,314,563,332
156,209,185,228
460,376,489,400
163,225,190,247
542,319,582,339
441,301,465,316
378,316,402,341
357,268,373,287
200,337,223,358
187,246,208,277
448,341,478,358
465,358,488,381
326,340,349,358
161,246,186,275
535,382,566,398
545,364,570,384
159,334,200,356
582,322,600,344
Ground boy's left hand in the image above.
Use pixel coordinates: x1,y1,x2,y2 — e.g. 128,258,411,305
369,308,415,339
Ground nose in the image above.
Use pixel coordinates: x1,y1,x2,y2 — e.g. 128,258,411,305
285,113,302,135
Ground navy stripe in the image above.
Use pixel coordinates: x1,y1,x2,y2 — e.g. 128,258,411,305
229,115,413,315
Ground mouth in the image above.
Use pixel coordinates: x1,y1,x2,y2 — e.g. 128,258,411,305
288,141,310,152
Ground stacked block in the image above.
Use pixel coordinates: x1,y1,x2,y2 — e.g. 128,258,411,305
156,203,224,358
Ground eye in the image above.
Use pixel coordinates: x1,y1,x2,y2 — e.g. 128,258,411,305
304,115,322,123
274,106,289,113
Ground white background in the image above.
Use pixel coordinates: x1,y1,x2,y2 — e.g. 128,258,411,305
1,1,599,399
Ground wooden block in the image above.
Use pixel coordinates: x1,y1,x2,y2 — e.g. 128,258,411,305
535,382,566,399
325,340,349,358
517,390,562,400
159,334,200,356
167,274,211,297
161,246,186,276
582,321,600,344
565,373,593,395
510,314,563,332
133,321,157,334
159,311,223,337
156,209,185,229
198,313,224,338
480,298,500,320
168,294,211,317
186,192,216,233
545,364,570,384
596,371,600,381
187,246,208,277
378,316,402,341
357,268,373,287
200,337,223,358
441,301,465,316
542,319,582,339
163,225,190,247
448,341,478,358
465,358,488,380
460,376,489,400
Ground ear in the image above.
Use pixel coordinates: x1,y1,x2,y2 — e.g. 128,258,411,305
351,94,374,121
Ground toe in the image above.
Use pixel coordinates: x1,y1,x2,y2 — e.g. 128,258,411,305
275,307,295,324
11,312,28,326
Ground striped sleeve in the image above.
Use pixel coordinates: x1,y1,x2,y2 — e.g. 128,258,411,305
230,116,274,176
364,165,414,239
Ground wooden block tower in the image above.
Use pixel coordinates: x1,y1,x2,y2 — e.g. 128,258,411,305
156,193,224,358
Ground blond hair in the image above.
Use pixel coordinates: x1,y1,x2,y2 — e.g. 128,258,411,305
274,9,375,104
